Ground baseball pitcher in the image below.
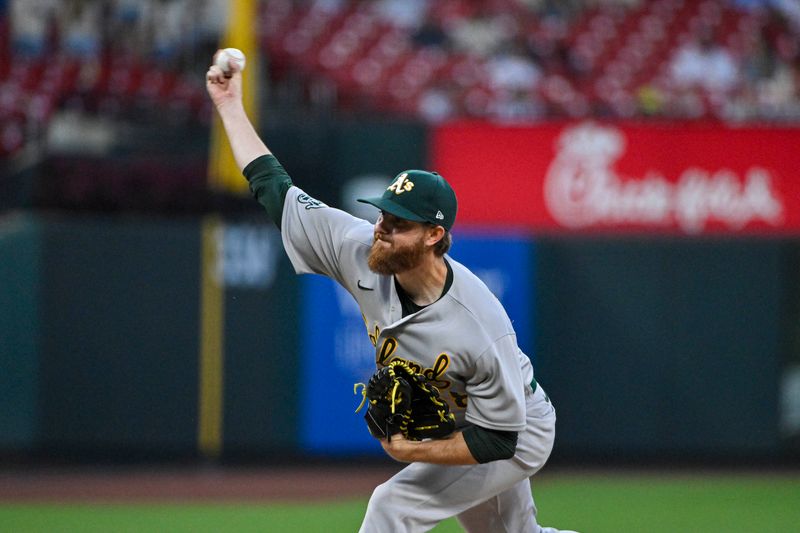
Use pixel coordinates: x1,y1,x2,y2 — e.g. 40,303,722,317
206,54,577,533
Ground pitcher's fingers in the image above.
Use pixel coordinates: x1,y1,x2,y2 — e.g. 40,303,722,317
206,65,227,84
226,59,243,77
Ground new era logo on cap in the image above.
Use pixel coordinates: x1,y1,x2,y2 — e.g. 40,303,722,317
356,170,458,231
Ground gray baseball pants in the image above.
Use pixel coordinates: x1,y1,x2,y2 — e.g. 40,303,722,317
359,385,557,533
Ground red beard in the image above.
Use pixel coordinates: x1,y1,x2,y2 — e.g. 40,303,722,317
367,235,427,275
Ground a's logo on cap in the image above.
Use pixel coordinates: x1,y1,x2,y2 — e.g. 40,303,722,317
388,173,414,195
435,210,444,220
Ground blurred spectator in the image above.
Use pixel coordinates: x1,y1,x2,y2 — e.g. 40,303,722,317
4,0,800,161
755,59,800,117
146,0,192,66
412,13,450,50
743,27,780,84
372,0,430,30
727,6,800,121
529,0,584,21
763,6,799,64
735,50,799,118
9,0,57,58
669,28,739,94
311,0,347,15
417,82,459,123
1,120,24,154
1,0,219,161
487,88,544,121
59,0,102,60
485,42,542,92
770,0,800,29
195,0,229,60
636,84,666,116
108,0,150,58
446,7,514,58
733,0,800,29
59,0,103,94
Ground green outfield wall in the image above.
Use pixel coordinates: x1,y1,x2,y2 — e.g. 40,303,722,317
0,214,300,459
1,215,797,461
37,215,203,455
0,214,41,449
534,237,790,460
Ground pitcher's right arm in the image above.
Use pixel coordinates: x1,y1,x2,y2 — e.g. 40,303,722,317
206,54,292,228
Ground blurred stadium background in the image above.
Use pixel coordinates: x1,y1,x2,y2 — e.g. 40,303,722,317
1,0,800,531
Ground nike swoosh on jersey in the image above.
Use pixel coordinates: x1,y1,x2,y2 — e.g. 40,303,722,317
357,280,374,291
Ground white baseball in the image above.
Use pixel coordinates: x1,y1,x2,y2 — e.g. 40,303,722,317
215,48,246,74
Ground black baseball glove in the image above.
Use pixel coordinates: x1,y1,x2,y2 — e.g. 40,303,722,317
355,360,456,441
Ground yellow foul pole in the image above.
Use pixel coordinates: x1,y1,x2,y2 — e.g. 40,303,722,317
201,0,261,458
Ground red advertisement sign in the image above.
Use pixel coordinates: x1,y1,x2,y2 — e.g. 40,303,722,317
432,121,800,235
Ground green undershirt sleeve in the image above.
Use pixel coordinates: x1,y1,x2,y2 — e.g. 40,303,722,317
242,154,294,229
462,425,518,464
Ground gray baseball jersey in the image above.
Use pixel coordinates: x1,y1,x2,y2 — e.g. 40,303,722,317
281,185,562,532
281,186,535,431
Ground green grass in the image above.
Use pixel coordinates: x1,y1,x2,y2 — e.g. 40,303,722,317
529,473,800,533
1,473,798,533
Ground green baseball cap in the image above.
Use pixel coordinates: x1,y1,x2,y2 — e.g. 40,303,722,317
357,170,458,231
